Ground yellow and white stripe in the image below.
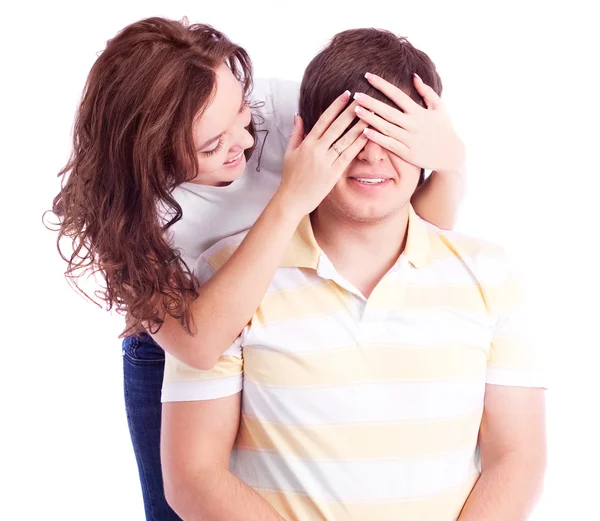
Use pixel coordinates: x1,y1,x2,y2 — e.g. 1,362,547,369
162,206,545,521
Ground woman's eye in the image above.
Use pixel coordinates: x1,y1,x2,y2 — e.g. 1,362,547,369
203,139,223,157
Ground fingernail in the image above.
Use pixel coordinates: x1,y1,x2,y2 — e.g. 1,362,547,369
363,128,373,137
365,72,372,80
342,90,351,100
355,106,364,115
353,92,364,101
414,73,422,82
293,112,298,124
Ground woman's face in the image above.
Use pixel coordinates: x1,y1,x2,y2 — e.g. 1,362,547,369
191,63,254,186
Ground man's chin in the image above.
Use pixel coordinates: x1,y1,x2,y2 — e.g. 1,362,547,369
336,207,396,224
332,197,412,224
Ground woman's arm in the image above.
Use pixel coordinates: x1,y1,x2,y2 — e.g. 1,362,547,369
153,192,300,370
155,73,467,369
411,165,466,230
152,92,369,370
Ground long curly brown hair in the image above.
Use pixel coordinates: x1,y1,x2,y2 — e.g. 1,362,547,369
47,17,255,337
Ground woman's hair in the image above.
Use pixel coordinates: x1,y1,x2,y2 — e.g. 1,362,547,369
299,28,443,184
48,17,255,337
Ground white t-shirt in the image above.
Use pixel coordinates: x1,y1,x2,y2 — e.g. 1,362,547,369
166,78,300,268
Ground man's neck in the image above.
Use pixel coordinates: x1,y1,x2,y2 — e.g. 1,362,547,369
311,205,410,298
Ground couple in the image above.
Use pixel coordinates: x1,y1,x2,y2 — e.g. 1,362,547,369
52,17,546,521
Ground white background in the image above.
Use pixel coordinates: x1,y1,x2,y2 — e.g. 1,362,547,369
2,0,599,519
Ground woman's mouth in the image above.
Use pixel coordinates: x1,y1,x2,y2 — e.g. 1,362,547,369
224,151,244,167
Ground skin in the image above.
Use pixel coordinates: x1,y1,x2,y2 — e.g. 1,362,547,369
151,68,369,369
163,389,546,521
162,107,546,519
319,133,422,224
191,64,254,186
151,65,468,371
457,386,546,521
312,136,422,299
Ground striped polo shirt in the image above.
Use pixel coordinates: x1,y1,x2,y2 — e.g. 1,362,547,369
162,206,545,521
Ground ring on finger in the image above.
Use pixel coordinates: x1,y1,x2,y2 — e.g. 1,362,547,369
332,144,342,156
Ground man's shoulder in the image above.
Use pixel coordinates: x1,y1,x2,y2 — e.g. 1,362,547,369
424,221,515,281
192,230,249,279
433,225,508,259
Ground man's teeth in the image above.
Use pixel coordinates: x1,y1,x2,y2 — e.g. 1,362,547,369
355,178,386,184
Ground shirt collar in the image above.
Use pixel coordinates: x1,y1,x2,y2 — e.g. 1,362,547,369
279,205,432,270
279,215,322,269
403,205,432,269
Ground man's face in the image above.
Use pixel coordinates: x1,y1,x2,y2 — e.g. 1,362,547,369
319,139,421,224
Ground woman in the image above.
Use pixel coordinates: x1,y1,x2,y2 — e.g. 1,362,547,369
50,17,466,521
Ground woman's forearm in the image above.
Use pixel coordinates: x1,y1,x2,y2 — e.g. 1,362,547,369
157,166,468,368
411,166,467,230
153,191,302,369
153,92,373,369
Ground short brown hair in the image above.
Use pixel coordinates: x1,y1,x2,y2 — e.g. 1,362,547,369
299,29,442,183
47,17,254,337
300,28,442,131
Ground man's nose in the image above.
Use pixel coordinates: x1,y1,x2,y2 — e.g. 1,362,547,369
357,140,385,164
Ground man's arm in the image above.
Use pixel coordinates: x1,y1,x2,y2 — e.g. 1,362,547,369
161,394,285,521
458,385,547,521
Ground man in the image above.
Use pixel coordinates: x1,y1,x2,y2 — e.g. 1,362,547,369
160,29,546,521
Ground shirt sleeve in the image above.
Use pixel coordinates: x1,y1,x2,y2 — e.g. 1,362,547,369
249,77,300,174
485,253,547,388
161,341,244,403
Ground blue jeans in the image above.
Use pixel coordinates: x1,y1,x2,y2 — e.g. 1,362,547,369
122,333,182,521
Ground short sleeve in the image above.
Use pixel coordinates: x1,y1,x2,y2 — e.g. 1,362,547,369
485,255,547,388
192,231,246,285
193,254,216,286
249,78,300,174
161,341,244,402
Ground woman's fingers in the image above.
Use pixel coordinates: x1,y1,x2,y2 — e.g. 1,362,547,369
363,128,410,161
333,131,369,170
364,72,420,115
354,106,409,143
307,90,352,141
413,73,442,110
326,119,368,161
285,113,305,153
353,93,410,130
320,101,361,149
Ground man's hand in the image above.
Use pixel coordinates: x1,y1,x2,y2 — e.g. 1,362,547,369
353,72,465,174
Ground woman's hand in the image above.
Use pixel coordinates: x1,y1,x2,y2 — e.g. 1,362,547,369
353,72,465,174
276,91,368,219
